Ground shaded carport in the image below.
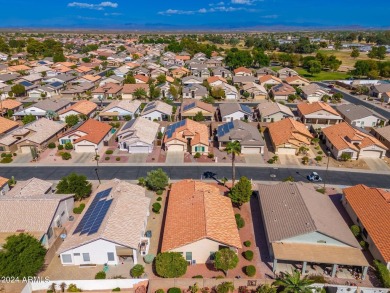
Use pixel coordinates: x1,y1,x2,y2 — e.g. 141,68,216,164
271,242,369,279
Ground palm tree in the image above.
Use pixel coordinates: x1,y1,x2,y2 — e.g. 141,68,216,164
225,140,241,187
272,270,314,293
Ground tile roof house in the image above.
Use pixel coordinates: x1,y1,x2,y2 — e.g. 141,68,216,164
0,176,9,196
92,82,122,100
13,100,71,119
242,82,268,100
182,84,208,100
140,100,173,121
6,177,53,198
336,104,386,129
256,100,294,123
182,75,203,85
369,83,390,99
58,119,111,153
277,67,299,80
117,117,159,153
267,118,313,155
371,124,390,150
179,100,215,121
258,182,368,276
121,84,150,100
58,100,97,122
234,67,253,76
0,117,19,135
99,100,141,121
297,102,342,127
259,75,283,86
301,84,328,103
270,83,296,101
285,75,310,87
322,122,387,160
161,180,241,264
217,120,265,154
58,179,150,266
164,119,209,154
342,184,390,269
218,103,253,122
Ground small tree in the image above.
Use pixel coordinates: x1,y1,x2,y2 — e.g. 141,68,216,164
351,48,360,59
64,142,73,150
307,60,322,75
65,114,80,127
332,92,343,102
214,248,239,276
11,84,25,96
0,233,46,278
130,264,145,278
156,74,166,84
95,271,106,279
229,176,252,208
340,152,352,161
56,173,92,201
193,111,205,122
145,168,169,191
22,114,36,125
215,282,234,293
155,252,187,278
133,88,147,100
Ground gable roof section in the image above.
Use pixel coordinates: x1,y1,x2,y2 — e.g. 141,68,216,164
181,100,214,114
336,104,384,121
117,117,159,145
101,100,141,114
6,178,52,198
217,120,265,146
70,119,112,144
162,180,241,251
258,182,360,248
59,100,97,116
343,184,390,262
297,102,340,116
164,119,209,146
122,83,149,94
0,117,19,134
268,118,312,146
257,100,294,117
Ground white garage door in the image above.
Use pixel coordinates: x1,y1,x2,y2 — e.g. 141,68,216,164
129,146,149,153
360,150,382,158
75,145,95,153
20,146,32,154
277,147,296,155
168,144,185,152
29,93,41,99
241,147,261,154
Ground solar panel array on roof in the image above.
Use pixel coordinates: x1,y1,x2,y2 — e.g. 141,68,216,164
19,81,33,87
73,188,113,236
38,61,47,65
217,121,234,137
165,120,186,139
143,102,157,113
183,102,196,112
121,119,136,132
240,104,252,114
50,81,63,88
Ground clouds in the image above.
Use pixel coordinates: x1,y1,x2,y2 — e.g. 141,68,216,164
67,1,118,10
158,4,258,15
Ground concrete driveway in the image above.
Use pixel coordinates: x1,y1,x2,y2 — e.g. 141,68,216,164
166,151,184,164
244,154,265,164
363,158,390,172
12,153,32,164
73,152,95,164
127,153,148,163
278,154,300,166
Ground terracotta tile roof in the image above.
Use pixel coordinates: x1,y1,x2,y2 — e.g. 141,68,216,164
8,65,31,72
59,100,97,116
134,75,149,83
76,66,93,73
164,119,209,146
0,177,8,188
268,118,313,147
234,67,252,74
58,179,150,253
322,122,387,152
71,119,112,144
271,83,296,95
122,83,149,94
82,74,101,82
207,76,227,84
259,75,282,84
297,102,340,116
181,100,215,114
175,55,191,61
92,82,122,94
161,180,241,251
343,184,390,262
0,117,19,134
0,99,22,111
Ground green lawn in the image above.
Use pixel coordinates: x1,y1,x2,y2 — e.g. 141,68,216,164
293,68,350,81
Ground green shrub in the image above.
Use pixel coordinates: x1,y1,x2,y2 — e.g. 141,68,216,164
307,274,326,283
360,240,368,250
245,265,256,277
244,241,251,247
192,275,203,278
13,153,17,156
207,153,214,159
138,177,146,187
64,142,73,150
0,153,6,157
314,155,322,162
317,151,323,155
105,157,110,160
244,250,254,261
168,288,181,293
235,214,245,229
95,271,106,279
48,142,56,149
112,288,121,292
106,149,114,155
316,187,326,194
61,152,71,160
373,260,390,288
116,157,120,161
155,290,164,293
156,189,163,195
0,157,12,163
350,225,361,237
130,264,145,278
5,153,12,158
67,284,82,292
194,152,201,159
152,202,161,214
73,203,85,214
157,197,162,201
58,144,64,150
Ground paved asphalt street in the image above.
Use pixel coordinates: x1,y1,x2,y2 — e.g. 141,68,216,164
0,165,389,188
315,81,390,120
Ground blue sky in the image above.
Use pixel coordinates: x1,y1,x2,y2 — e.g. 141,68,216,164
1,0,389,29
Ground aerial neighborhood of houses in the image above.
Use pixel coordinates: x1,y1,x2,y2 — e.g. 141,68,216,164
0,31,390,293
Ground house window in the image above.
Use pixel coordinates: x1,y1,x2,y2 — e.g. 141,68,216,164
0,146,5,151
195,146,205,152
209,252,215,261
107,252,115,261
62,254,72,263
82,253,90,262
185,252,192,261
74,253,80,256
61,139,71,145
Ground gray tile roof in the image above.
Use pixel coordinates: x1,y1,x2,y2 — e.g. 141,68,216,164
219,103,251,117
218,120,265,146
257,100,294,118
258,182,360,248
336,104,385,121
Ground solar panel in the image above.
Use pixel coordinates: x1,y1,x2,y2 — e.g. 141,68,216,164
88,200,113,235
50,81,63,87
20,81,32,87
217,121,235,137
96,188,112,199
143,104,156,113
183,102,195,112
240,104,252,114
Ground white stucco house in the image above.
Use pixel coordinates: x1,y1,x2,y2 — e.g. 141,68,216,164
117,117,159,153
140,101,173,121
58,180,150,266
